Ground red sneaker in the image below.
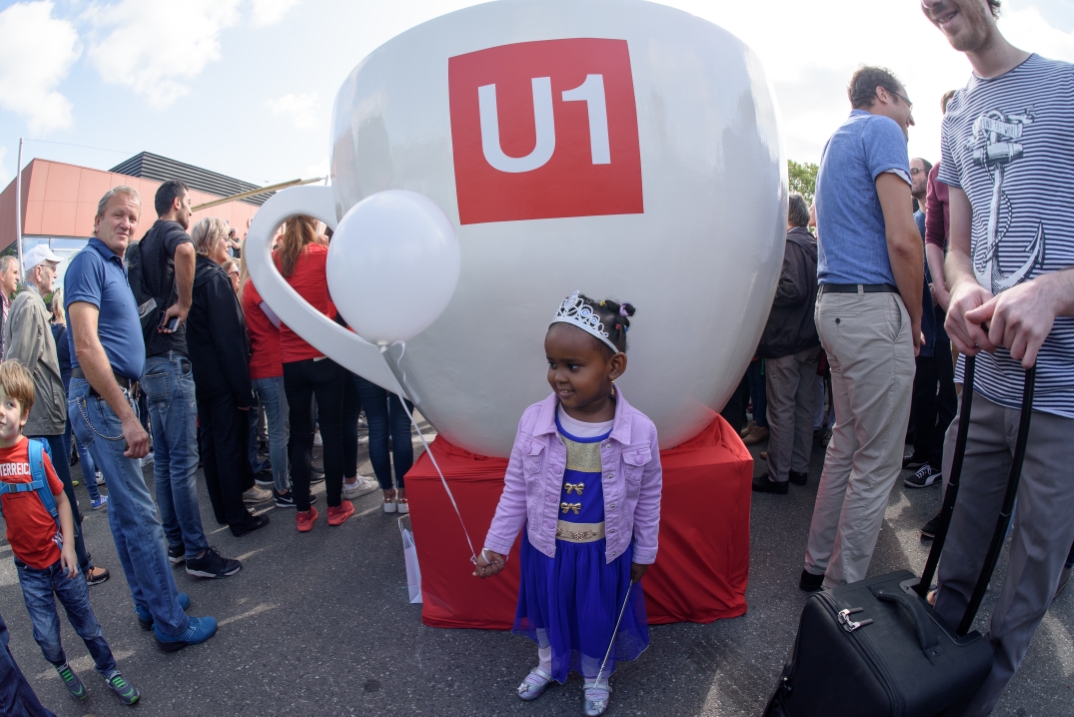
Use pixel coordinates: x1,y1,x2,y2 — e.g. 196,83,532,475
296,506,319,532
327,501,355,527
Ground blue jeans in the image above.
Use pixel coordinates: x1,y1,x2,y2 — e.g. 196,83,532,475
0,610,55,717
142,353,207,555
68,378,190,636
355,376,414,490
62,421,100,502
253,377,290,492
15,558,115,675
746,359,769,429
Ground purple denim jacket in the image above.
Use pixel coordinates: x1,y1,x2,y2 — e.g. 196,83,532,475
484,389,662,565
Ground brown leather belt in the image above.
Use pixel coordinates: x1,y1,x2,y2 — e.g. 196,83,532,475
70,366,136,396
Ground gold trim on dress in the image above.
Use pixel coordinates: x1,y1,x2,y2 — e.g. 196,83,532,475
556,520,606,543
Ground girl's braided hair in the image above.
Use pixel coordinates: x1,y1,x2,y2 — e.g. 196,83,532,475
577,293,637,354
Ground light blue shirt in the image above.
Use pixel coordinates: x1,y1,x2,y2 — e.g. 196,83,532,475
815,110,911,286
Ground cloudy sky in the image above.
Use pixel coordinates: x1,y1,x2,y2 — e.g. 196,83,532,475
1,0,1072,190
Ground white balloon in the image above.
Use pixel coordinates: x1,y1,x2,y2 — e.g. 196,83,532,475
327,190,460,345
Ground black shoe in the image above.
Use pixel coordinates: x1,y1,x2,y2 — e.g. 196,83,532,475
167,544,186,565
185,547,242,578
788,470,808,486
752,474,788,494
799,570,824,592
230,514,270,537
903,452,928,470
920,513,943,540
905,464,941,489
274,491,316,508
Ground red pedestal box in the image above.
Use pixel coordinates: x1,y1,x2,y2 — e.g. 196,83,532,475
405,415,753,629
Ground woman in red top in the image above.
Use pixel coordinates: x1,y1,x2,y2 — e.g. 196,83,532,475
275,216,352,530
240,254,306,510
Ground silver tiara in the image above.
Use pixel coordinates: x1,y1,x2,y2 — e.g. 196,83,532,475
550,291,620,354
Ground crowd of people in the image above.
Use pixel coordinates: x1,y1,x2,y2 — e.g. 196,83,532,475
0,177,417,711
1,1,1072,716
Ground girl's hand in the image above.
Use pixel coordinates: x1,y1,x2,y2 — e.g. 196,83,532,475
630,562,648,583
60,543,79,579
473,550,506,579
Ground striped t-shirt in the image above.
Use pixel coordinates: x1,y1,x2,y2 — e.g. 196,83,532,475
939,54,1074,418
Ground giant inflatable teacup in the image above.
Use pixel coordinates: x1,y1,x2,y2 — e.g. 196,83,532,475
246,0,787,458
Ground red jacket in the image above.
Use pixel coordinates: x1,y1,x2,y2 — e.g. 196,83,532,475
275,243,336,364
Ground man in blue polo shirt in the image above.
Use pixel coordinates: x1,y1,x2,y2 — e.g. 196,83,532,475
65,186,217,651
799,66,924,592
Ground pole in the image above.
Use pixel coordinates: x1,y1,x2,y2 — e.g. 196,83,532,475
14,137,24,281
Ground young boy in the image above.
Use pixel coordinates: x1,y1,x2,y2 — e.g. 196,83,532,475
0,361,139,705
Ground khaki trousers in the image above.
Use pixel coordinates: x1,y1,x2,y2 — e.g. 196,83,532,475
765,346,821,482
803,291,915,588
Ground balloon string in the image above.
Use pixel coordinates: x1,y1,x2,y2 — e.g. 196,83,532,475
389,341,479,566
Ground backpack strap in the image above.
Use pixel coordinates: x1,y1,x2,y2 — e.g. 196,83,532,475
27,438,60,529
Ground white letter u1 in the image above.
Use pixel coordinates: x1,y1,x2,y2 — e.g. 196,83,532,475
478,77,556,173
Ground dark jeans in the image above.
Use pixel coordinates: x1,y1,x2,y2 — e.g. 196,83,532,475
746,359,768,429
909,337,957,469
1066,540,1074,571
246,392,268,478
355,376,414,490
721,374,750,435
284,358,346,511
0,610,55,717
27,434,90,574
197,393,255,528
15,559,116,676
342,372,361,479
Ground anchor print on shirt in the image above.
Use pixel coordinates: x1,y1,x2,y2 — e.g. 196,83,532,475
965,108,1045,295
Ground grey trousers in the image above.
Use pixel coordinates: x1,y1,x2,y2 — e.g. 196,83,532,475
935,391,1074,717
803,291,915,588
765,346,821,482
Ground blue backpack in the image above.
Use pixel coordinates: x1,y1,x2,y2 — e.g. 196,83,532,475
0,439,60,530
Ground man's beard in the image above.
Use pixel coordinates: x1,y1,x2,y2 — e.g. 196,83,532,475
945,0,993,53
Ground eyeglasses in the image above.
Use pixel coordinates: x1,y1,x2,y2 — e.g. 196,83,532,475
892,90,913,110
910,167,925,176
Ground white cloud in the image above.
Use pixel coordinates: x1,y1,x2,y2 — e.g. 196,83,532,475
85,0,241,109
303,158,329,180
1003,2,1074,62
0,146,9,187
267,92,322,130
250,0,302,26
0,1,81,134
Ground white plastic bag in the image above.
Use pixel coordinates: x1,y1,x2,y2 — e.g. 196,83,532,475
399,516,423,603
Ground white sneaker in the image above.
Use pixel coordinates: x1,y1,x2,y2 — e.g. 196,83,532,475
383,497,398,513
140,451,154,467
396,498,409,515
242,485,273,504
95,471,105,486
341,476,379,500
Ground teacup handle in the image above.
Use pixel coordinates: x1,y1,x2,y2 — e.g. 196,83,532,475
245,185,405,395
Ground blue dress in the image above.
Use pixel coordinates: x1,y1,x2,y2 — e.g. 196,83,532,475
513,413,648,682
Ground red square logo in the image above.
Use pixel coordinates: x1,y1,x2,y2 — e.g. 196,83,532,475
449,38,644,225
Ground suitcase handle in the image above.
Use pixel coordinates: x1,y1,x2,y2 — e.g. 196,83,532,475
913,355,1036,636
872,587,939,653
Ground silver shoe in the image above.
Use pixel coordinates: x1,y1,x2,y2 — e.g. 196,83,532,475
517,667,553,701
584,681,611,716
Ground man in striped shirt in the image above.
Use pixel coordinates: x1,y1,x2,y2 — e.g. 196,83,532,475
922,0,1074,714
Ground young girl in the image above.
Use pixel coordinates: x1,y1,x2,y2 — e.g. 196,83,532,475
475,291,662,717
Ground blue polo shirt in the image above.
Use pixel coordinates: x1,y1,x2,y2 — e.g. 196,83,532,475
64,237,146,380
815,110,911,286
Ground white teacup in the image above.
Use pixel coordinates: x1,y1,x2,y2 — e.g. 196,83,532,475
247,0,787,458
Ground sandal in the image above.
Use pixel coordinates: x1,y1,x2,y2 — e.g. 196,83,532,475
583,680,611,716
517,667,553,701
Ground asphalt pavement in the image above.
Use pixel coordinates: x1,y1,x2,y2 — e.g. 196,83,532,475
0,425,1071,716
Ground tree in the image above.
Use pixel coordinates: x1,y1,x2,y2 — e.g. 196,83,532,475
788,159,819,204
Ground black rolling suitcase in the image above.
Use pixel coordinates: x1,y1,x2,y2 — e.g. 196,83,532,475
763,357,1035,717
